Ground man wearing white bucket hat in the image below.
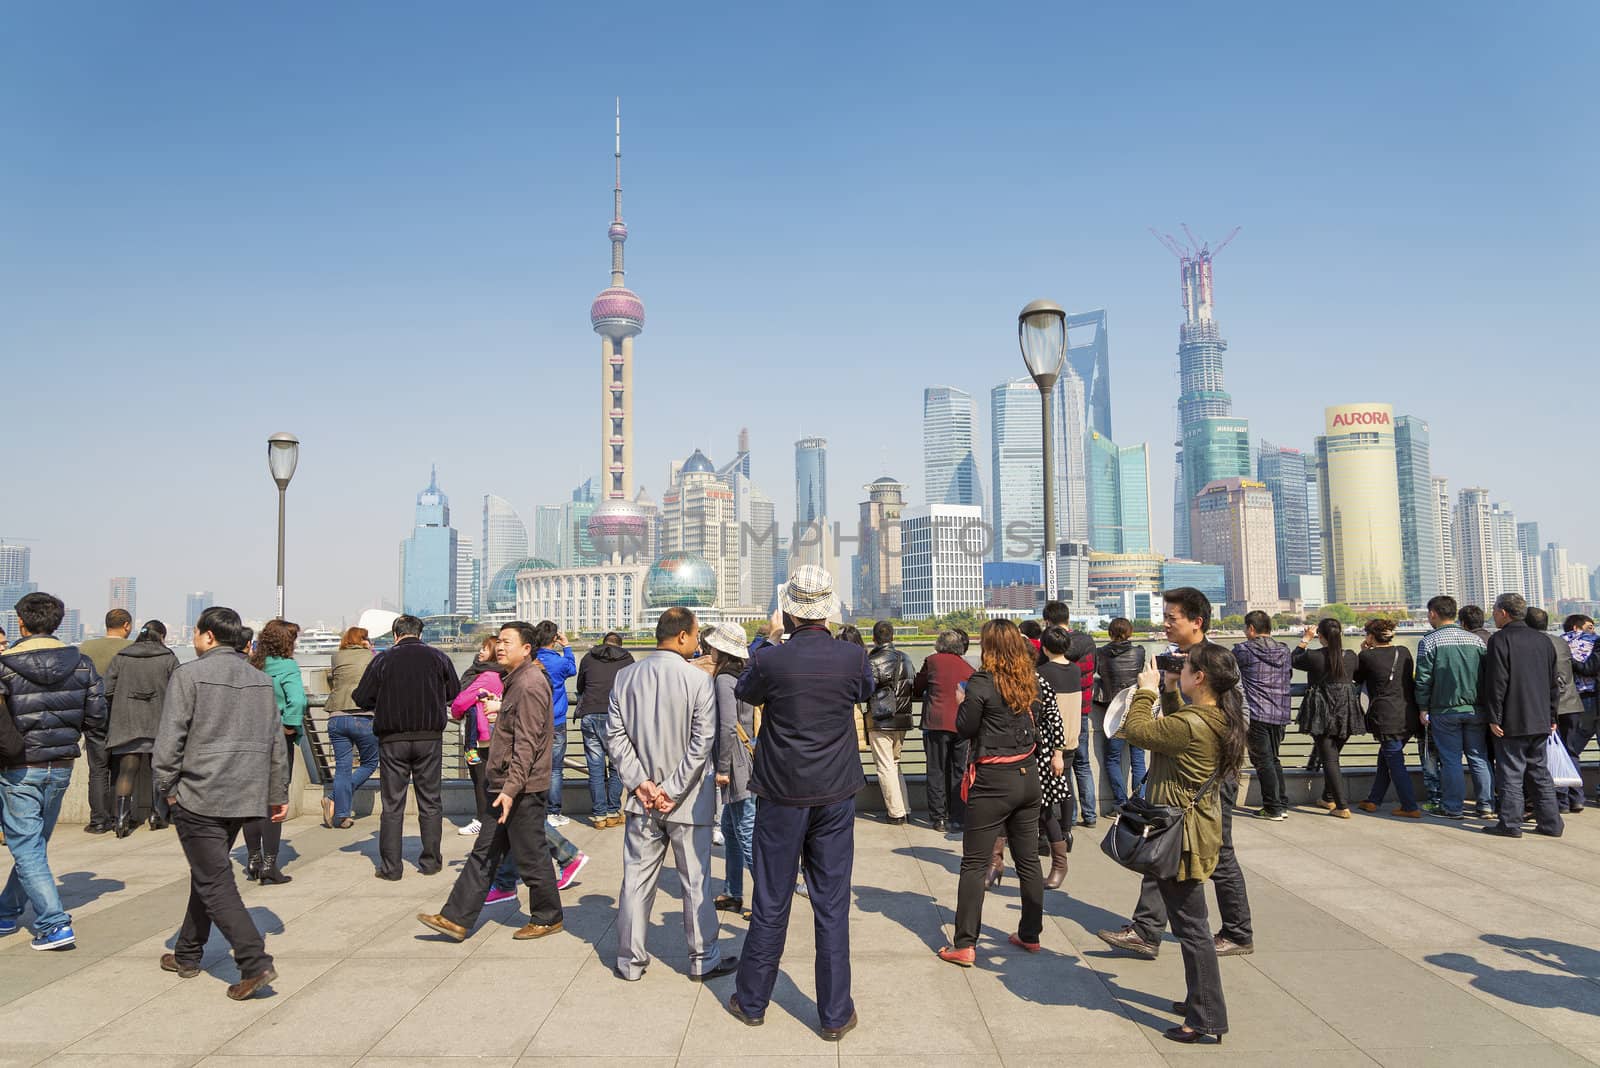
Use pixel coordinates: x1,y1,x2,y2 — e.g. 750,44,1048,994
727,566,874,1041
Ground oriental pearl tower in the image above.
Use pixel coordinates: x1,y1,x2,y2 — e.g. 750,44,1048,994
586,101,650,562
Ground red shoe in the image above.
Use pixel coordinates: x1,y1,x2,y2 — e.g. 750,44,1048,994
484,887,518,906
937,945,975,967
556,853,589,891
1009,933,1041,953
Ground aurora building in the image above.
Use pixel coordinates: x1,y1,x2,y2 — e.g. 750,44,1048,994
1314,403,1406,612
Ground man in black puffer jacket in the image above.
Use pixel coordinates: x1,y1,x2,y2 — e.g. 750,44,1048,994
0,592,108,951
575,633,635,826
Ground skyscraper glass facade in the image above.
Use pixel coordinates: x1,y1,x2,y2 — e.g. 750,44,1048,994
923,387,982,510
795,437,829,527
1256,441,1310,599
1052,370,1089,542
1316,404,1406,611
1067,309,1112,439
1086,433,1152,555
401,468,458,617
990,379,1042,563
1393,415,1439,610
481,495,529,597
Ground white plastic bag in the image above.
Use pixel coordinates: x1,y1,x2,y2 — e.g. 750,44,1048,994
1548,732,1583,788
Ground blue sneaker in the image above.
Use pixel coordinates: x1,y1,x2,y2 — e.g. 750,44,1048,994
31,925,74,951
0,918,18,936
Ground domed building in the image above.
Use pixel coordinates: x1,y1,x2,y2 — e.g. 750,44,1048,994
485,557,557,617
644,553,718,609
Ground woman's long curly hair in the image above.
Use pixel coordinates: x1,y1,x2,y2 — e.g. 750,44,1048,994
250,619,299,670
979,619,1038,716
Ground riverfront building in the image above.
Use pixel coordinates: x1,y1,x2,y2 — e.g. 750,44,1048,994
1433,476,1457,598
516,559,646,636
1191,477,1279,616
1454,487,1495,608
1256,441,1312,600
1086,432,1151,555
400,467,459,618
1315,404,1406,612
901,504,985,619
533,505,564,564
1088,551,1164,616
109,576,137,621
1394,416,1440,610
990,379,1043,563
855,476,906,620
1161,559,1227,606
455,535,480,620
184,591,214,632
659,450,743,612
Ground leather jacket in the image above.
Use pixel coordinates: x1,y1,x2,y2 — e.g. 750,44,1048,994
867,642,915,730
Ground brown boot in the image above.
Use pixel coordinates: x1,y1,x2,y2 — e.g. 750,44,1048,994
985,836,1007,888
1043,840,1070,890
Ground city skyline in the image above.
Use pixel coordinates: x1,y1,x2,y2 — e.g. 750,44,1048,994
5,5,1592,624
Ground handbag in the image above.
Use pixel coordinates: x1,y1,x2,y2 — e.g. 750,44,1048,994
1099,715,1223,880
1548,731,1583,788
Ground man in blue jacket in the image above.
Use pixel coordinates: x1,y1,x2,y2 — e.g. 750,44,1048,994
727,567,873,1041
533,621,577,827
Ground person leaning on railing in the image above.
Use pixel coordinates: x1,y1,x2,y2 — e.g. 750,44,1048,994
322,626,376,830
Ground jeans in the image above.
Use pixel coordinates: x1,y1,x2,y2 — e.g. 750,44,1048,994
549,726,567,815
721,796,756,899
1429,713,1494,816
1563,695,1597,809
1133,789,1253,946
1367,735,1418,810
378,737,443,878
1247,721,1288,815
1093,703,1145,807
327,715,380,820
0,766,72,934
1418,726,1441,807
580,716,622,817
1070,713,1097,824
1158,877,1229,1035
923,730,969,825
171,805,272,977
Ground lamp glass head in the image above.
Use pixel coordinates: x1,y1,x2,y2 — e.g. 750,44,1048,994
1017,300,1067,383
267,433,300,488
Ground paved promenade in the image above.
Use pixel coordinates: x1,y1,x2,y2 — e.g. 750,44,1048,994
6,801,1600,1067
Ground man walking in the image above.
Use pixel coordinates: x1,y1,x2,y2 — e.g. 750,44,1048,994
1233,611,1292,820
0,593,107,950
1415,595,1494,820
606,607,733,982
1482,593,1563,838
575,631,633,827
77,608,132,834
728,566,873,1040
418,622,565,943
153,607,286,997
353,614,460,880
865,621,914,825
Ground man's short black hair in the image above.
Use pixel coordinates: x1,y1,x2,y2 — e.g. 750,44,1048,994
1018,619,1043,640
196,606,244,649
105,608,132,631
1563,614,1593,633
1162,587,1212,632
1042,600,1070,626
1041,624,1073,657
1243,610,1272,635
16,593,64,636
392,614,424,639
656,607,697,644
1427,595,1458,621
499,621,537,649
1495,593,1528,622
1526,607,1549,631
1459,604,1485,631
602,631,624,646
532,620,560,649
871,620,894,645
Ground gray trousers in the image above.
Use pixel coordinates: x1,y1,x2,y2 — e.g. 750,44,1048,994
616,811,722,980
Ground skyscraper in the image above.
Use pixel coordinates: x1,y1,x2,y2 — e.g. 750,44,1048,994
455,535,480,618
1191,477,1279,615
481,495,529,593
184,591,214,632
0,544,29,586
1256,441,1311,599
795,437,829,528
400,466,458,617
1393,416,1439,610
900,504,985,619
560,479,600,569
990,379,1043,563
1433,476,1456,598
1492,505,1527,603
923,387,982,509
1305,462,1323,578
1517,522,1546,609
586,103,652,563
1067,309,1112,438
533,504,564,563
1155,229,1250,556
109,577,138,621
1086,432,1152,555
1053,368,1090,542
856,476,906,619
1453,487,1495,608
1315,404,1406,611
660,450,741,609
746,485,776,610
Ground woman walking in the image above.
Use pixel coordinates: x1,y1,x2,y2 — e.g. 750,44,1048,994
1124,642,1245,1044
1294,618,1364,818
245,620,305,883
1034,625,1080,890
322,627,377,829
103,621,180,836
938,619,1064,966
705,623,757,920
1356,619,1421,818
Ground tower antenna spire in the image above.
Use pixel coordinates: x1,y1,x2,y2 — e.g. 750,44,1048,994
613,98,622,224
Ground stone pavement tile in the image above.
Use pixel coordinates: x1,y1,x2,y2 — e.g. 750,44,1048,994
0,955,180,1061
1401,886,1600,947
468,889,619,959
1395,942,1600,1045
1248,947,1550,1048
40,1055,201,1067
357,1059,516,1067
840,1056,1006,1067
1294,842,1470,890
821,957,1002,1058
960,946,1149,1059
1566,1044,1600,1064
0,950,93,1006
366,956,582,1058
673,1056,837,1067
1292,888,1482,947
848,885,948,955
1159,1052,1376,1067
62,955,340,1057
217,956,458,1057
1367,1045,1592,1067
523,956,698,1058
676,973,835,1057
1235,846,1386,892
513,1060,674,1068
198,1057,355,1068
352,903,503,959
995,1055,1162,1068
256,893,415,956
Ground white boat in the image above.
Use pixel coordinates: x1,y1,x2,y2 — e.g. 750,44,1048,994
297,629,342,655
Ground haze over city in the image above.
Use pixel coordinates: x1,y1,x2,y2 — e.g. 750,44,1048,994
3,2,1592,626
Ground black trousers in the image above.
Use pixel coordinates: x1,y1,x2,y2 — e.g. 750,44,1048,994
1561,711,1594,810
1494,733,1564,836
953,760,1043,949
467,751,493,825
923,730,969,825
378,738,443,878
171,805,272,978
1133,790,1252,946
84,737,114,826
441,791,562,931
1158,876,1229,1035
1246,722,1288,815
1315,735,1349,809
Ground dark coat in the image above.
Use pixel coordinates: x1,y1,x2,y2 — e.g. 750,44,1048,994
0,636,108,765
1484,620,1559,737
913,651,974,734
735,625,874,807
352,637,461,741
576,643,635,717
1356,645,1418,737
1092,640,1144,704
867,642,915,730
956,670,1045,759
1233,637,1293,725
103,640,180,749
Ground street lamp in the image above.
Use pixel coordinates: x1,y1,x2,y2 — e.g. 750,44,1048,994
1018,300,1067,601
267,432,300,619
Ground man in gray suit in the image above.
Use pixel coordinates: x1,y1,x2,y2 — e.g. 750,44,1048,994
606,607,736,982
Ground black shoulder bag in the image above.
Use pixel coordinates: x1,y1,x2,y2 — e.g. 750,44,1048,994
1099,715,1223,880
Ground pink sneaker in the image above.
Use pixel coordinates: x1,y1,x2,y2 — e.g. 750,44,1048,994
556,853,589,891
484,887,518,906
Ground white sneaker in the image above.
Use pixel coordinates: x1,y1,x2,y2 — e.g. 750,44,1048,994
458,819,482,837
547,813,570,828
713,828,725,846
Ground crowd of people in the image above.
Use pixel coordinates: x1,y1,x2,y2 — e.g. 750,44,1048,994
0,570,1583,1042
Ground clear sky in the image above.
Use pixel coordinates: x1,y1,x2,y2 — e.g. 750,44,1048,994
3,2,1594,627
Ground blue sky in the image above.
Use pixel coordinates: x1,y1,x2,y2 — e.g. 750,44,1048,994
3,2,1594,626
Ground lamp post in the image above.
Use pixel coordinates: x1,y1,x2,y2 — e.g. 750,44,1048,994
1018,301,1068,602
267,433,300,619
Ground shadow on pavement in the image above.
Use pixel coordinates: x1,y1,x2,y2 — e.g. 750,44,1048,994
56,870,126,909
1482,934,1600,980
1426,943,1600,1014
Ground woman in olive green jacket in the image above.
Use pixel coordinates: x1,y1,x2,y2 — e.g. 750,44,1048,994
1122,642,1247,1045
